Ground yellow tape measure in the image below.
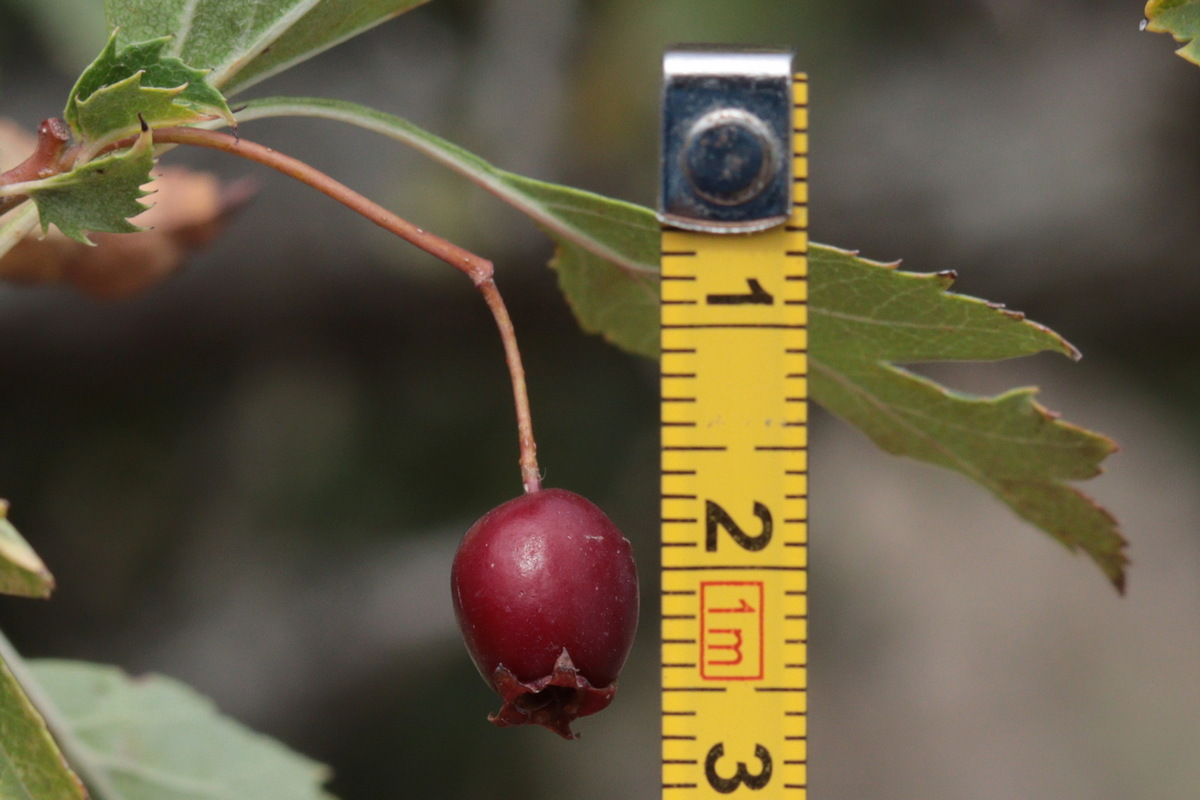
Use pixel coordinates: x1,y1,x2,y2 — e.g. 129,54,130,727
660,50,807,798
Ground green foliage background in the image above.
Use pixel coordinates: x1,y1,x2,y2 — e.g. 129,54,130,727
1,1,1199,799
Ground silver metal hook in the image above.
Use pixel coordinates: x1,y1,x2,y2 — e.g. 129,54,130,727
660,47,794,233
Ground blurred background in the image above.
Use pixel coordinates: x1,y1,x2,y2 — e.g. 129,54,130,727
1,0,1199,798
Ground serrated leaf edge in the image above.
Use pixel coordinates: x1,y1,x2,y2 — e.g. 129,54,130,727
25,128,156,244
72,72,190,148
812,358,1126,588
810,245,1081,363
68,30,234,150
1143,0,1200,64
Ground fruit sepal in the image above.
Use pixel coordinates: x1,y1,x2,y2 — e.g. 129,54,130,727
488,648,617,739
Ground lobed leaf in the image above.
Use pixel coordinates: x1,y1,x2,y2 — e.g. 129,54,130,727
31,660,335,800
0,29,234,263
23,127,156,244
0,653,85,800
808,247,1126,589
233,96,1125,588
66,31,234,144
1144,0,1200,65
106,0,431,96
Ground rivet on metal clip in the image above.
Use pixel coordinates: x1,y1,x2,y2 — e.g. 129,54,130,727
660,48,794,234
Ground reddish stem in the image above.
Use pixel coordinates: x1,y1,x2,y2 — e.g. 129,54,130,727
0,118,71,216
149,126,542,493
478,280,541,494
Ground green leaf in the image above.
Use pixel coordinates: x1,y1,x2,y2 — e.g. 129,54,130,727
0,502,55,599
25,128,156,244
231,97,1124,588
1144,0,1200,65
66,31,234,143
106,0,431,96
31,660,335,800
0,653,85,800
807,247,1126,590
505,174,661,358
235,96,662,357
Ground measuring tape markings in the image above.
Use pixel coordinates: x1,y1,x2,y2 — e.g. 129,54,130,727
661,74,808,798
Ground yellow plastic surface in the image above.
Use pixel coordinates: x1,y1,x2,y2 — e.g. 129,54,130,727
660,75,808,798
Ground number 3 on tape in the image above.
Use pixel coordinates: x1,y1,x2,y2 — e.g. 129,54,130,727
659,47,808,799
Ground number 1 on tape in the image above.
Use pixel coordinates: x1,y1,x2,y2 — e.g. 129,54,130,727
659,49,808,798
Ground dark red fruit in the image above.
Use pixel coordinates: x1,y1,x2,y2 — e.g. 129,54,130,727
451,488,639,739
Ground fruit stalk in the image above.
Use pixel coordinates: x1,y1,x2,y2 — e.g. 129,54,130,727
148,126,542,493
476,278,541,493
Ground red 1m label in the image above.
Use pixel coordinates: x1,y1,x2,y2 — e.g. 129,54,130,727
660,73,808,800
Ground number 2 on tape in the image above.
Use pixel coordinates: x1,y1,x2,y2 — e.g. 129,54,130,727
660,49,808,799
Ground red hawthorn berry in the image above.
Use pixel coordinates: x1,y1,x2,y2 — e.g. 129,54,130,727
451,488,639,739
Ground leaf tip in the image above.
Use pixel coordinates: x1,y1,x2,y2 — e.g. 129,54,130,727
1101,540,1129,596
27,571,56,600
1074,487,1128,594
0,501,56,598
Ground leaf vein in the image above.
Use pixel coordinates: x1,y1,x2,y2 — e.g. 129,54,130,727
812,360,998,493
208,0,324,88
168,0,203,57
